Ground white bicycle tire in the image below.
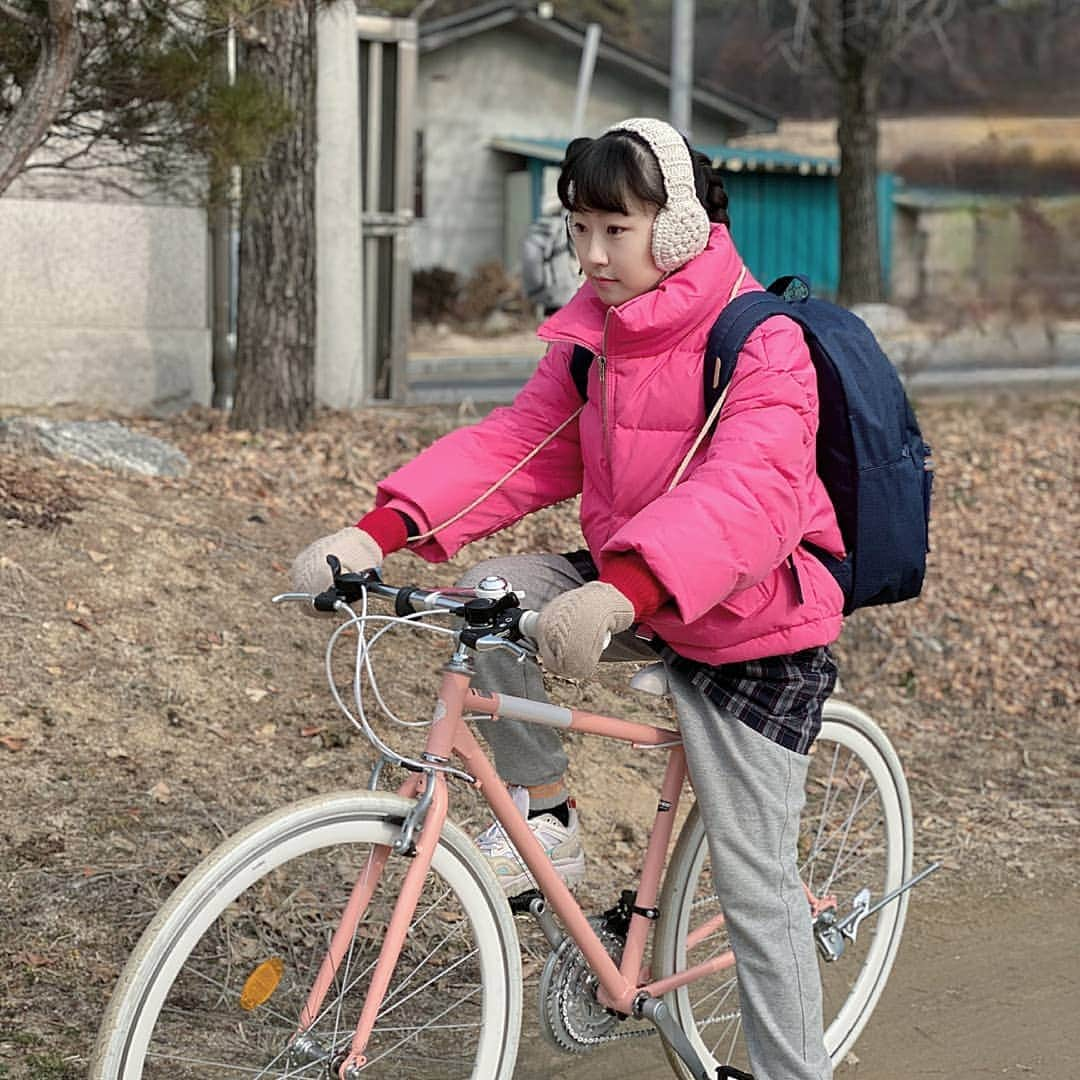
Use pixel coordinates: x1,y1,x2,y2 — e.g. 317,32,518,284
91,790,522,1079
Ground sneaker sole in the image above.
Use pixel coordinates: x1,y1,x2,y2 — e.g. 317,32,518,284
500,858,586,898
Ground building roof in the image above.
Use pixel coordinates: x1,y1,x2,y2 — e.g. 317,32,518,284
489,135,839,176
419,1,777,137
704,144,839,176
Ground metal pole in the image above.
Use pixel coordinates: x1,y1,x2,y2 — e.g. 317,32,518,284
670,0,694,137
210,24,237,409
571,22,601,138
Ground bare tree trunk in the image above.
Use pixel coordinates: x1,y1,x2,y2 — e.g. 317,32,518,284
230,0,317,432
0,0,80,196
836,63,884,303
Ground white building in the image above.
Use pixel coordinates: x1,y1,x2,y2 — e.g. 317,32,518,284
414,1,777,276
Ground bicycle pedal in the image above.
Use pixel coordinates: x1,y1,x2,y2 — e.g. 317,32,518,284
508,888,543,915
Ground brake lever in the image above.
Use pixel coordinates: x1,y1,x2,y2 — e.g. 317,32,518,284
314,555,381,610
472,634,535,663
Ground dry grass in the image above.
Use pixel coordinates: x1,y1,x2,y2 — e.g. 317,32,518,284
733,114,1080,170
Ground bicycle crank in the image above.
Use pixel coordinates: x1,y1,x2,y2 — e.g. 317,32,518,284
815,861,941,962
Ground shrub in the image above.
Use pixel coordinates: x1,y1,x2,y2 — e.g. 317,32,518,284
412,266,460,323
455,261,521,324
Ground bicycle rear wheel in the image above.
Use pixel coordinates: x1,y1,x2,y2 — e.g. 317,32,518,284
654,700,913,1076
91,791,522,1079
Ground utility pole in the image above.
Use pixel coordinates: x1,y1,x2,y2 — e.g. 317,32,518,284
670,0,694,137
571,22,601,138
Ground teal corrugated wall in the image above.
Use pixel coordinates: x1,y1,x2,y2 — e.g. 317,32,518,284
877,172,895,293
724,171,840,296
724,171,896,299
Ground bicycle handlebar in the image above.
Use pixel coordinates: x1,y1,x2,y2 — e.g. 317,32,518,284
274,556,540,651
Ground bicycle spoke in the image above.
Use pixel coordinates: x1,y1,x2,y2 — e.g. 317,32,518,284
360,984,484,1071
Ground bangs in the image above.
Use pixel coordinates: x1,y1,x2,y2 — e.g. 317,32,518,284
558,134,665,214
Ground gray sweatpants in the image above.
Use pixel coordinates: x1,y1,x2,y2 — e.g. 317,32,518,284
458,554,832,1080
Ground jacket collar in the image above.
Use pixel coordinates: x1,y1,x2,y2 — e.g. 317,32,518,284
538,224,744,357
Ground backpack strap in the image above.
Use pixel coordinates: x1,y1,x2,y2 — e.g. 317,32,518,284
570,344,593,400
701,275,814,430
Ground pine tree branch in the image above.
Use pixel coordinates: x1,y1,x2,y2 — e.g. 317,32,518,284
0,0,81,195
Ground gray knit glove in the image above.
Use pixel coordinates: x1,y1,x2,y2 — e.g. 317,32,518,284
536,581,635,680
289,527,382,607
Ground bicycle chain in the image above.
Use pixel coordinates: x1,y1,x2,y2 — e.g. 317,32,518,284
538,917,656,1052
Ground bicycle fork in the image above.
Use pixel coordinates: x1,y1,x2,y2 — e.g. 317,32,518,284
288,769,448,1079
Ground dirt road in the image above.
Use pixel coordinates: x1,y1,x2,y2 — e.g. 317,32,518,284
514,890,1080,1078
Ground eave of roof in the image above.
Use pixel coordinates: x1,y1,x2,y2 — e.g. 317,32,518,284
419,1,777,135
491,135,839,176
702,144,839,176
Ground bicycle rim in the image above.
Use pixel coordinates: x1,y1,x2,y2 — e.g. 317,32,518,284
655,701,913,1075
91,792,522,1079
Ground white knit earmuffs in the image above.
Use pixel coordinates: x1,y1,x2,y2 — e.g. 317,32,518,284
604,117,711,272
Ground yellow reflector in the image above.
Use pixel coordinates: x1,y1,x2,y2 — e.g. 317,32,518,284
239,957,284,1011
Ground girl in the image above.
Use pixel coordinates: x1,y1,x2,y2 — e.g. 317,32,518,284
291,117,843,1080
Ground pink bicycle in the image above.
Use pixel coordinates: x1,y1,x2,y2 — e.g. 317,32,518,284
93,562,935,1078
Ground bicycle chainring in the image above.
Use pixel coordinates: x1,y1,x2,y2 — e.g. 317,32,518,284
538,916,626,1052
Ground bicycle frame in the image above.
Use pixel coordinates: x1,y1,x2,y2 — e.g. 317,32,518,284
297,655,735,1076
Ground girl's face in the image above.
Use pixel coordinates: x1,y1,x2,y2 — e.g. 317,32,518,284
569,196,664,307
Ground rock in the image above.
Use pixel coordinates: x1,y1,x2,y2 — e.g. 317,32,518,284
849,303,913,337
1050,319,1080,364
0,417,190,478
480,309,515,336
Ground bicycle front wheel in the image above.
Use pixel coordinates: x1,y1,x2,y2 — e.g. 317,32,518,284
654,700,913,1076
92,791,522,1079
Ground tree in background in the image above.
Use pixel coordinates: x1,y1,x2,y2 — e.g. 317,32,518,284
780,1,957,303
0,1,320,431
229,0,317,432
0,4,293,201
0,0,80,194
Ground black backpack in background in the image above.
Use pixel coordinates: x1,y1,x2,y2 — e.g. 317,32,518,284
570,276,934,615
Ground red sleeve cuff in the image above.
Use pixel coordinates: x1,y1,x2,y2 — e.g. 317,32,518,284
599,552,668,619
356,507,409,556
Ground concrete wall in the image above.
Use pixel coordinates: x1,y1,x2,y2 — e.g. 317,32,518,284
414,27,736,275
0,196,210,413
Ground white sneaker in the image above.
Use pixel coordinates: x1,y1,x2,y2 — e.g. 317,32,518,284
476,785,586,897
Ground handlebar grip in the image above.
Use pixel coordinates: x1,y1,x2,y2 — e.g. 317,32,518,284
517,609,540,642
514,610,611,652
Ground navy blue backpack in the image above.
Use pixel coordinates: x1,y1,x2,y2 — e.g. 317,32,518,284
570,276,933,615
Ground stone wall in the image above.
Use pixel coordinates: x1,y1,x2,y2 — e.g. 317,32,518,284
891,192,1080,318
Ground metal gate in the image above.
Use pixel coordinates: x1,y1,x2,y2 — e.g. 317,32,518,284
357,14,416,402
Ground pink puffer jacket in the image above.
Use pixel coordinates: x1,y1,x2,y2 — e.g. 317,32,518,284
377,224,845,663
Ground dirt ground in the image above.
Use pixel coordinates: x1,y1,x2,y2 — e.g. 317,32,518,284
0,392,1076,1078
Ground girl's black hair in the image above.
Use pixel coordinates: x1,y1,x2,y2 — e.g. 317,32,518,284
557,130,730,227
